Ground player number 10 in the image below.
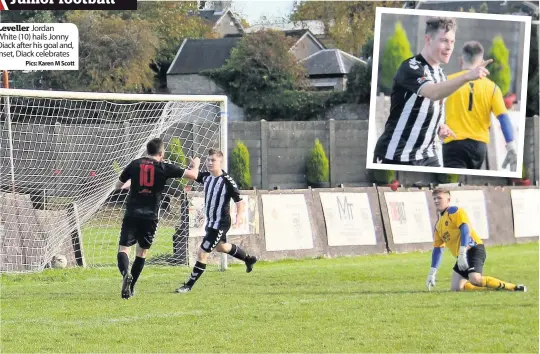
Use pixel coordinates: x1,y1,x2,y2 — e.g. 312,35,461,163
139,164,155,187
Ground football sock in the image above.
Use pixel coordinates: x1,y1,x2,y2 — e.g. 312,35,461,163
130,256,146,288
482,276,516,291
463,282,488,291
227,244,248,261
117,252,129,276
186,261,206,287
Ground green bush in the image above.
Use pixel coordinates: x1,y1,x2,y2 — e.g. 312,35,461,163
165,137,188,185
112,160,122,176
245,90,345,121
437,173,460,184
380,21,413,94
487,36,511,95
522,163,529,180
230,140,252,189
371,169,395,185
346,60,372,104
306,139,329,185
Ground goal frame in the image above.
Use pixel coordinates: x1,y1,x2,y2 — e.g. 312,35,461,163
0,88,229,271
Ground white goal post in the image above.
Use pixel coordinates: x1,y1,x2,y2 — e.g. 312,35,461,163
0,88,229,273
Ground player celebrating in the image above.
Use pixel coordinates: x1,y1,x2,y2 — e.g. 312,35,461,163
373,17,492,166
114,138,200,299
426,189,527,292
176,148,257,293
443,41,517,170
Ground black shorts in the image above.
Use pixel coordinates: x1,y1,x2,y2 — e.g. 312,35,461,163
200,225,230,253
119,216,158,249
443,139,487,170
373,154,440,167
453,244,487,278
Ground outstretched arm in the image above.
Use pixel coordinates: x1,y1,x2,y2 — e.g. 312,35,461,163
419,59,493,101
182,156,201,181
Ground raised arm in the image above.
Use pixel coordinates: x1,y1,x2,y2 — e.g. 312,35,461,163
419,59,493,101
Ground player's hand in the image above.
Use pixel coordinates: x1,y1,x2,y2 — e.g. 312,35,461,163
438,124,456,140
426,267,437,291
457,246,469,271
234,213,244,228
464,59,492,81
189,156,200,168
502,141,517,172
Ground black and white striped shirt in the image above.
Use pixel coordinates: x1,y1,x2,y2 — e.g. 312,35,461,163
196,170,242,229
374,54,446,162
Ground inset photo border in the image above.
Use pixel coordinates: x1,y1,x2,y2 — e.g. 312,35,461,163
367,7,532,178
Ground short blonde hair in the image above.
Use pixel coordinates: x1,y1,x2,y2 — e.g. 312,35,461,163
208,148,223,157
432,188,451,197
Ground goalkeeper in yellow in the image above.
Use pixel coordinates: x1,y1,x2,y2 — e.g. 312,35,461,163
426,189,527,292
443,41,517,171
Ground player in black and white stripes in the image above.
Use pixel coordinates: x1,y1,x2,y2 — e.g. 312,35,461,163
373,17,493,167
176,148,257,293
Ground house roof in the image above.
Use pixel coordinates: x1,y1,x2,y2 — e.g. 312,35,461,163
168,29,326,75
300,49,366,76
196,8,245,33
167,37,241,75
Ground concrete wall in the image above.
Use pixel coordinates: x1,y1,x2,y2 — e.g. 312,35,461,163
228,117,539,190
308,77,346,91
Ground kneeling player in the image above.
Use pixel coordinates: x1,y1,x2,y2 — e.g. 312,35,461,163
176,149,257,293
426,189,526,292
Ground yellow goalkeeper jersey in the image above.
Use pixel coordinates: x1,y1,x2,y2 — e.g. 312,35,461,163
444,70,507,144
433,206,483,257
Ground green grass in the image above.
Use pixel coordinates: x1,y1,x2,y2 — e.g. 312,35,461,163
1,243,538,353
82,225,177,266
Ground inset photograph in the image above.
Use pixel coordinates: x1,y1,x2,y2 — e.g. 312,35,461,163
367,7,532,178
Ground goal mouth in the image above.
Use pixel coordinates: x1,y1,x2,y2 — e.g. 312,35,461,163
0,89,228,273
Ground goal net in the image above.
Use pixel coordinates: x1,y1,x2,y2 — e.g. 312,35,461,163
0,88,228,273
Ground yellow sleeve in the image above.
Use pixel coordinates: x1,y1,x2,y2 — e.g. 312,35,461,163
450,207,471,227
433,226,445,248
491,85,507,117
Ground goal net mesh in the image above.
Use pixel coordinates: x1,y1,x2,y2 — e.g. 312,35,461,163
0,89,225,273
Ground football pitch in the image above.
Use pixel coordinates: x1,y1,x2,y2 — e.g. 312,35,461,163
1,242,538,353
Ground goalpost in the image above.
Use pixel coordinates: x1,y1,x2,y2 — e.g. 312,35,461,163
0,88,229,273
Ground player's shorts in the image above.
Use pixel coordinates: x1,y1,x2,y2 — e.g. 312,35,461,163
453,244,486,279
443,139,486,169
119,216,158,249
373,154,440,167
200,225,230,253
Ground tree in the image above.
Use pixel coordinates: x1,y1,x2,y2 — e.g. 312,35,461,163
487,36,511,96
12,11,159,93
361,34,374,61
306,139,329,186
202,30,309,108
230,140,252,189
479,2,489,13
380,21,413,93
290,1,401,56
133,2,217,91
346,61,372,104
